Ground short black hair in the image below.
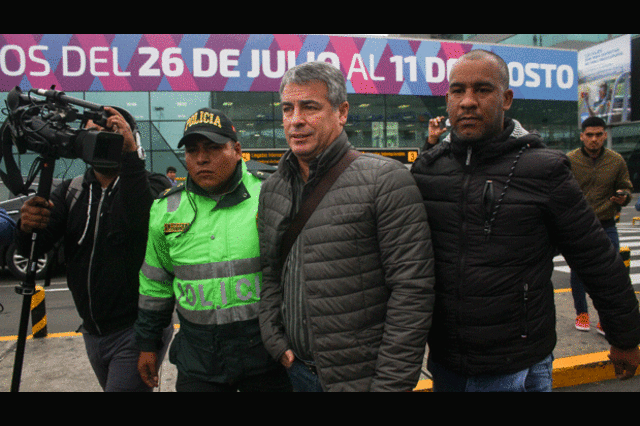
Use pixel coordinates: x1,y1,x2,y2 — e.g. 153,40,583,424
166,166,177,173
581,116,606,131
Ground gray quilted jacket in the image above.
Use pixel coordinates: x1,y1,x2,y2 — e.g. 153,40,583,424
257,131,435,391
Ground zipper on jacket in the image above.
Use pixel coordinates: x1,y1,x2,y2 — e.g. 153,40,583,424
465,146,472,166
521,283,529,339
482,180,494,240
87,188,107,335
456,164,473,368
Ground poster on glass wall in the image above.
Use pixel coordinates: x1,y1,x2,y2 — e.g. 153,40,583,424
578,34,631,124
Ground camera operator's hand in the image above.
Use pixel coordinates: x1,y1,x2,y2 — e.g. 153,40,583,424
20,196,53,233
104,107,136,153
86,107,136,153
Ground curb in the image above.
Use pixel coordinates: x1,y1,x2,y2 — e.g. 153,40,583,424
551,351,619,389
412,351,636,391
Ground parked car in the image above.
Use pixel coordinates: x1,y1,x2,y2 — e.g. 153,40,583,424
0,178,64,281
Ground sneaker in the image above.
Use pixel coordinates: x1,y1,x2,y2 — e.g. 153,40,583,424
596,322,605,336
575,313,590,331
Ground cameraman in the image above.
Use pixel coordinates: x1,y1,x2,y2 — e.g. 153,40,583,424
17,107,172,392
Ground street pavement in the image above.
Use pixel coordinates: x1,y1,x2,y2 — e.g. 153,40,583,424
1,288,637,392
2,210,640,392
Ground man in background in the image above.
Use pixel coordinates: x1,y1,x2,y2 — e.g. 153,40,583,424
166,166,178,186
566,115,633,333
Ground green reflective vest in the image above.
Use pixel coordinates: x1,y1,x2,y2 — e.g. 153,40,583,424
135,161,280,381
139,161,263,325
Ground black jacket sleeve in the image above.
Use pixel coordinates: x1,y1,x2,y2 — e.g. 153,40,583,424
546,154,640,350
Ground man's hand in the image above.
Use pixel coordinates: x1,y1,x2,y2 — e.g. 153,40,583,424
610,191,628,206
608,346,640,380
138,351,159,388
280,349,295,369
86,106,136,153
19,196,53,233
427,116,447,145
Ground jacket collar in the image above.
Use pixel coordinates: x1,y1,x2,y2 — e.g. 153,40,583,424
447,118,545,163
579,146,605,160
280,130,352,181
186,160,249,208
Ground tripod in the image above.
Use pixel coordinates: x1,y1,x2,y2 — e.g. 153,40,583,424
10,155,55,392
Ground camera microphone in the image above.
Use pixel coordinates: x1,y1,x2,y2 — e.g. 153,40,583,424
29,88,105,112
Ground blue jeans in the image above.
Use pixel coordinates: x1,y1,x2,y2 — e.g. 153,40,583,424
429,354,554,392
287,359,323,392
570,225,620,315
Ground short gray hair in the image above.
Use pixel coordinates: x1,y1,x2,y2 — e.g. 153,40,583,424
279,61,348,110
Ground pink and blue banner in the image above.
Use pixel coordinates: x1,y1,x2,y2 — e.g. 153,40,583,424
0,34,578,101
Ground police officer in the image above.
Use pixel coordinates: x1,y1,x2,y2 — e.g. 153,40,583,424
135,108,291,392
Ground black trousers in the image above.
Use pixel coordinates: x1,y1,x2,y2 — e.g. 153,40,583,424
175,366,292,392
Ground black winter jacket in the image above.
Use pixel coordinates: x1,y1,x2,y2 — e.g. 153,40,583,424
17,152,171,335
410,118,640,376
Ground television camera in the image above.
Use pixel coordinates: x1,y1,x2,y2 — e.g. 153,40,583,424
0,86,124,196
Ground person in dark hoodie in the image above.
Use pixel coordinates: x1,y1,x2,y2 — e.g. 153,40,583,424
17,106,172,392
411,50,640,392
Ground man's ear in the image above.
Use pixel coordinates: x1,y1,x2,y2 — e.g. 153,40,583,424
338,101,349,126
503,88,514,112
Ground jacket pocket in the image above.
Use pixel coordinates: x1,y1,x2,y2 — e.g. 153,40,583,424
170,327,224,378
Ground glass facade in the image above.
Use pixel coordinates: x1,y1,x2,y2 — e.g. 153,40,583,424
0,89,580,179
612,122,640,189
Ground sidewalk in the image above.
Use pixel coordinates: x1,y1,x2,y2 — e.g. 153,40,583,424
0,290,637,392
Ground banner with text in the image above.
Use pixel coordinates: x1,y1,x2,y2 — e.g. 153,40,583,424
0,34,577,101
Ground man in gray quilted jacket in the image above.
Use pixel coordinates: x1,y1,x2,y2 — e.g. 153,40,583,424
257,61,435,392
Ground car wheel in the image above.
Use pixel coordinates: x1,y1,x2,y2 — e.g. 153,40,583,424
5,242,50,280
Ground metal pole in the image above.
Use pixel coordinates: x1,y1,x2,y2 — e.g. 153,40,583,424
11,157,55,392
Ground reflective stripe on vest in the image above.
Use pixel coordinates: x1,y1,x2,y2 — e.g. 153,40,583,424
177,296,260,325
141,261,173,283
141,256,260,283
139,293,175,312
166,192,181,212
141,257,262,325
139,289,260,325
174,257,260,281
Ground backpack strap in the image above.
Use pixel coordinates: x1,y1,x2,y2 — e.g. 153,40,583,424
278,149,360,271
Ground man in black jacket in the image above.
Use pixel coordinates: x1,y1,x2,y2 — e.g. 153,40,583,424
411,50,640,391
17,107,172,392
